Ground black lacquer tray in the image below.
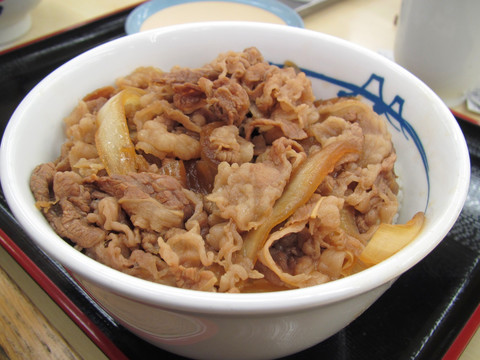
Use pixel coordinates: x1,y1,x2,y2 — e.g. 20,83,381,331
1,7,480,360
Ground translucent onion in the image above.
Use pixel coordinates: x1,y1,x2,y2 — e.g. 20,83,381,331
359,211,425,266
242,139,359,262
95,89,141,175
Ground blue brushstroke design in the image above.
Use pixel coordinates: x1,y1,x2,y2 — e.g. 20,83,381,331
273,63,430,207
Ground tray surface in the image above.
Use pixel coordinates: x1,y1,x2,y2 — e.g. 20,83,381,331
1,9,480,359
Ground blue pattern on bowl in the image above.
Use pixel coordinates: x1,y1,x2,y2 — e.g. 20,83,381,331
277,63,430,207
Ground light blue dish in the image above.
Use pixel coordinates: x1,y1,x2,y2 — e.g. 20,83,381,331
125,0,304,34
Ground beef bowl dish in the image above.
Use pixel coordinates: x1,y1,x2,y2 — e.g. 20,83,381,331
0,22,470,360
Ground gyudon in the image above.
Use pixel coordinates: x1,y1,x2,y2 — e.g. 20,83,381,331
30,47,424,293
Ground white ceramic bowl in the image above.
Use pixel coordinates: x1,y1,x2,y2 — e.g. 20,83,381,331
0,22,470,360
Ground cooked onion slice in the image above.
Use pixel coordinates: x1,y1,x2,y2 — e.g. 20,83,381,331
359,211,425,266
242,139,359,262
96,89,141,175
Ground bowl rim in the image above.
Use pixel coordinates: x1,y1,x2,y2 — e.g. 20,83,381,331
124,0,304,34
0,21,471,315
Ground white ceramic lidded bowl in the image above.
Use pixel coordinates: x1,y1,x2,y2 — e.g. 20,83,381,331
0,22,470,360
